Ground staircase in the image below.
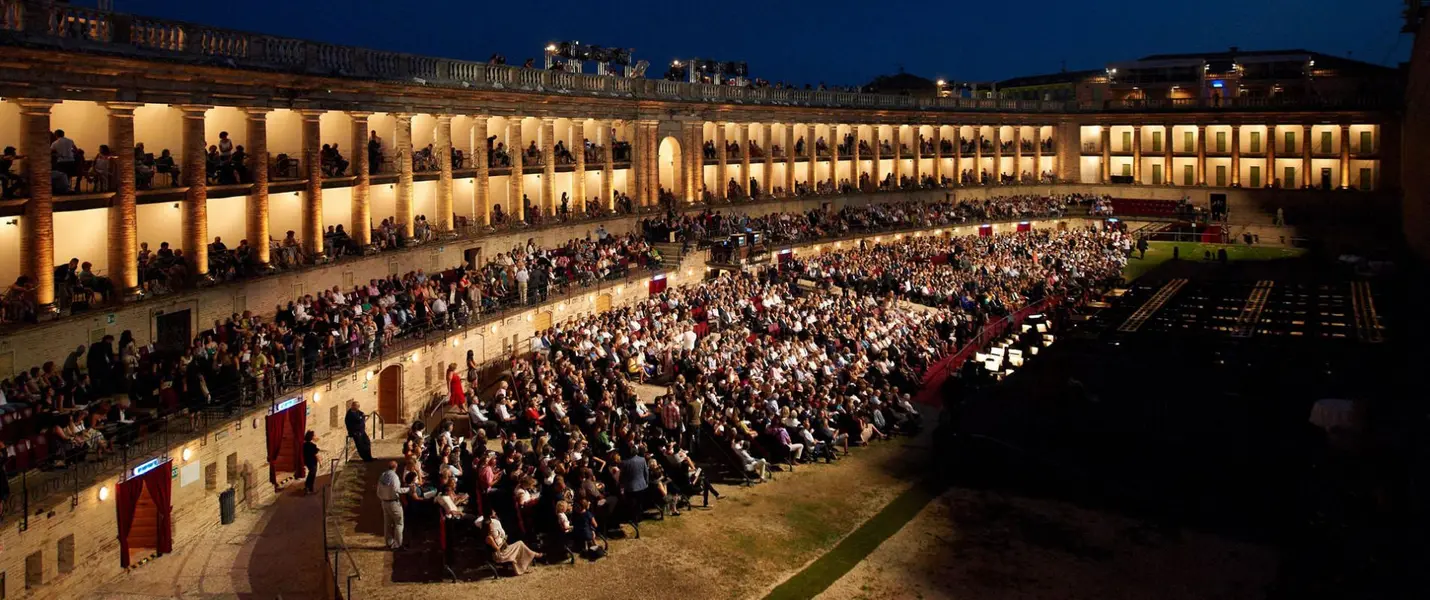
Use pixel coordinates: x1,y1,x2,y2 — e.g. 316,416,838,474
651,241,685,271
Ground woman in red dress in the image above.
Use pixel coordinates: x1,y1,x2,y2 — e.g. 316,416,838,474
446,363,466,408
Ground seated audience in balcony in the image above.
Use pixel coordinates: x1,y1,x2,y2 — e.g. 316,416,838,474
1,146,25,198
87,144,117,192
155,148,179,182
322,143,350,177
51,129,80,189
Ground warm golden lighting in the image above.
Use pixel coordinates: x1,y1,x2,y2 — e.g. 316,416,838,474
409,351,419,362
182,447,194,462
99,486,110,502
312,392,322,404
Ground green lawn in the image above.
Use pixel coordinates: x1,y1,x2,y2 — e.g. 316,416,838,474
1122,242,1306,282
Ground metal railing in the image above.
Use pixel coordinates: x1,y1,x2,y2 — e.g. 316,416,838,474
0,1,1397,113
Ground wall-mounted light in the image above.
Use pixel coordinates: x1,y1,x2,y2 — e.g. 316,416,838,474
409,351,419,362
366,370,375,381
98,486,110,502
526,313,533,322
312,392,322,404
491,324,499,333
173,203,180,209
450,338,459,347
3,219,17,226
182,447,194,462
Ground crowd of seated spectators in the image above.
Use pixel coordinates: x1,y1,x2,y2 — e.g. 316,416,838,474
402,265,932,564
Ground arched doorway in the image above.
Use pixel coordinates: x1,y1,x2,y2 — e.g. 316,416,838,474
658,136,683,200
534,310,553,332
379,365,403,424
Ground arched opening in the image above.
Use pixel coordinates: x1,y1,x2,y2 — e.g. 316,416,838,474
658,136,683,199
379,365,404,424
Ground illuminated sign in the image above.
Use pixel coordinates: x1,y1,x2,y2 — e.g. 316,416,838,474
1211,80,1224,88
271,397,302,414
132,457,165,477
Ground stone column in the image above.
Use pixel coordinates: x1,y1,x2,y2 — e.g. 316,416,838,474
1196,123,1207,186
806,123,817,190
739,123,751,198
682,122,695,203
472,115,491,223
932,125,943,184
244,109,273,264
1301,123,1313,188
435,114,455,236
300,110,324,259
1339,123,1351,189
828,123,840,189
1099,126,1111,183
1163,123,1175,186
782,124,796,197
871,125,882,190
646,122,659,206
1131,125,1142,183
631,121,645,207
18,100,57,318
893,125,904,185
509,118,525,221
1266,123,1277,188
541,117,556,215
394,113,415,239
686,122,697,201
1230,125,1241,187
972,125,982,185
348,112,372,249
601,120,614,208
106,102,142,300
1013,125,1023,182
180,105,212,281
715,123,728,201
573,119,587,210
761,122,773,198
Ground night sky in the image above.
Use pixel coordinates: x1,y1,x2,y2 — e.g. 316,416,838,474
103,0,1412,85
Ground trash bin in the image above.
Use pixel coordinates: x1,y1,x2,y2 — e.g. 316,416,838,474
219,488,237,525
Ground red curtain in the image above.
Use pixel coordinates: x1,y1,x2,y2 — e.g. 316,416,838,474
979,225,992,237
144,464,173,557
648,277,668,295
116,475,143,568
289,401,308,479
1017,222,1032,232
265,410,287,485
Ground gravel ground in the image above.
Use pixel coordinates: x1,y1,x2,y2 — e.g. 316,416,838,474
341,417,934,600
816,488,1277,600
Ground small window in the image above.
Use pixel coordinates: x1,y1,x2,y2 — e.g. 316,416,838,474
205,463,218,491
24,552,41,589
58,535,75,575
233,295,247,314
226,452,239,486
329,405,341,429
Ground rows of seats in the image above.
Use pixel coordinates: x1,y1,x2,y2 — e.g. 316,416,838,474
1109,198,1180,218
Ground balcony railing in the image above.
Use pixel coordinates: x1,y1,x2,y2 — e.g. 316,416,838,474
0,0,1399,113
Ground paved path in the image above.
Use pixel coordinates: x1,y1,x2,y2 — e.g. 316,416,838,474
95,479,329,599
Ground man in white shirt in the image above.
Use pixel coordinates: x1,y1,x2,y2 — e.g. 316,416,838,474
376,461,410,549
51,129,77,181
515,266,530,304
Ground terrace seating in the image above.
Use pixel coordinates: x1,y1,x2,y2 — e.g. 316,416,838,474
1108,198,1180,218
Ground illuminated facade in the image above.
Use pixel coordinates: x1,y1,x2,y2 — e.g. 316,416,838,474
0,1,1399,318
